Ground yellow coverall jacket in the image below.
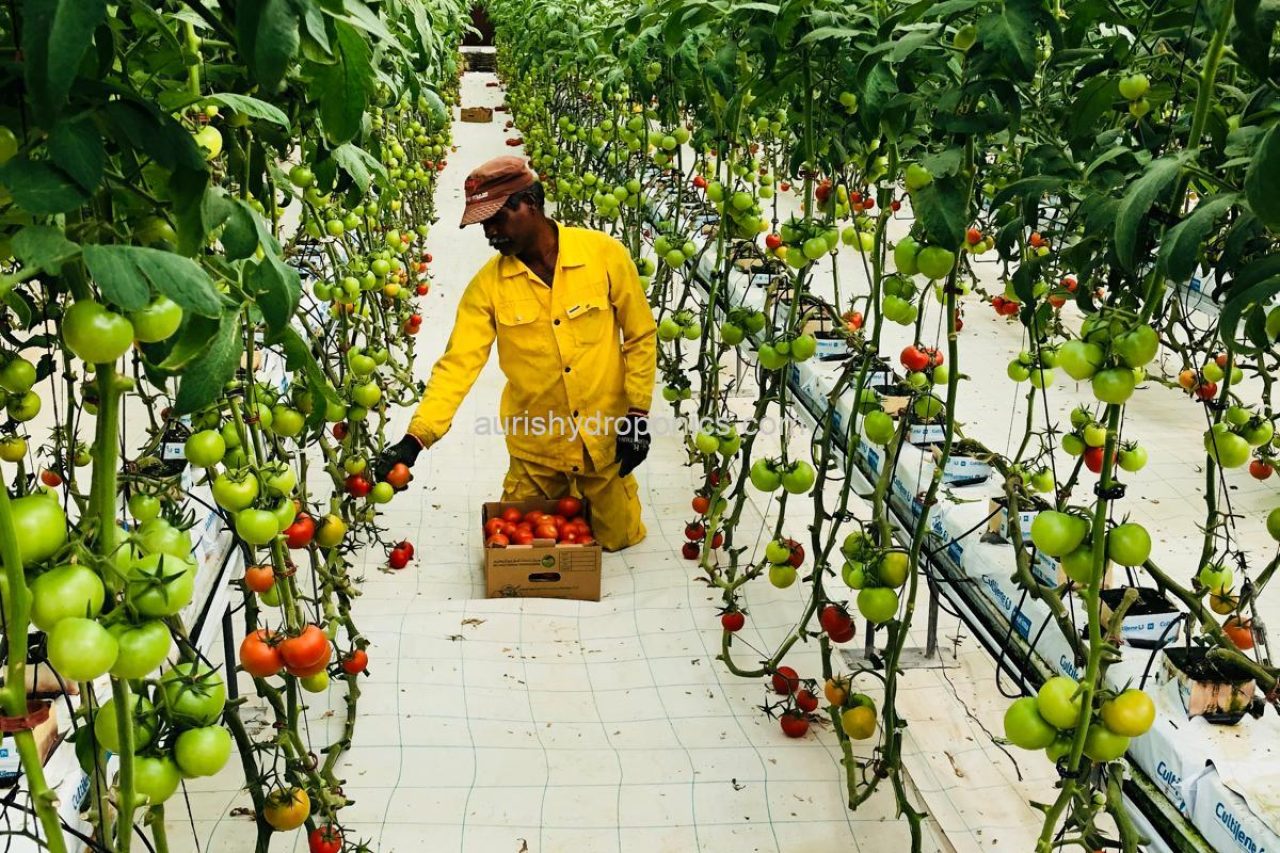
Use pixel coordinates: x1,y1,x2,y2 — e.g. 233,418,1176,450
407,224,657,550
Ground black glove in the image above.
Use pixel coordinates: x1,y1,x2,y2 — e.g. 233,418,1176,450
615,413,651,477
374,435,423,485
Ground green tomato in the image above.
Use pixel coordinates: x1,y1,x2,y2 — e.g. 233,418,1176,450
129,493,162,522
915,246,956,280
1036,676,1083,730
30,564,105,631
0,125,18,164
212,469,259,511
63,301,135,364
863,410,895,445
129,296,183,343
1057,341,1104,382
1004,697,1058,749
133,755,182,804
271,406,305,438
780,461,816,494
749,459,782,492
1112,326,1158,368
1083,423,1108,448
173,726,233,778
768,563,797,588
857,587,899,624
1083,724,1130,763
1243,419,1275,448
159,663,227,727
0,356,36,393
6,390,41,422
1266,507,1280,542
47,617,118,681
127,552,196,617
94,693,157,754
1106,522,1152,566
904,163,933,191
183,430,226,467
1117,444,1148,472
1117,73,1150,100
11,492,68,566
1060,546,1094,586
1204,428,1250,468
264,464,298,496
1030,511,1089,558
893,238,919,276
1061,433,1085,456
235,508,280,545
1091,368,1136,405
108,619,172,679
952,23,978,50
720,322,745,346
136,518,193,559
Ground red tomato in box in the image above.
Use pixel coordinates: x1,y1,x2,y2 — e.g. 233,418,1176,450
524,510,545,526
484,518,505,537
554,515,568,530
502,507,523,524
562,530,580,544
511,528,534,545
557,496,582,517
534,523,559,540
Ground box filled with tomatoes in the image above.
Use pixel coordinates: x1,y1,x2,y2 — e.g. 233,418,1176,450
481,496,602,601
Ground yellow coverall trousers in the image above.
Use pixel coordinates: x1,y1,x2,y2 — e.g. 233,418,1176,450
501,452,646,552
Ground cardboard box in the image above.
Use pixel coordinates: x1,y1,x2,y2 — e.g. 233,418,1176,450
461,106,493,123
482,499,602,601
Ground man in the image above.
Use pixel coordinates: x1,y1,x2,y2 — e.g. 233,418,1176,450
376,155,657,552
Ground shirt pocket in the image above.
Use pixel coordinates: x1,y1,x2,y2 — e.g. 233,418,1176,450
495,298,544,361
564,294,612,348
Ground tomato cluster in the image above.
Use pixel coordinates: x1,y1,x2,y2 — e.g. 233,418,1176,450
484,497,593,547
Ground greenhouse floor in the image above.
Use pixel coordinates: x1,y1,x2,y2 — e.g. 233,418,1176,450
171,71,1274,852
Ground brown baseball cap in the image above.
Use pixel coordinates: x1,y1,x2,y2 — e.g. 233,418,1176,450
460,155,536,227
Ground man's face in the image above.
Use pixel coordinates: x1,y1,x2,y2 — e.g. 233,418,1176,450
481,198,537,256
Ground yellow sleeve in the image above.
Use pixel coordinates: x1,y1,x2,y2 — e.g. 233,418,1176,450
406,272,496,447
605,236,657,412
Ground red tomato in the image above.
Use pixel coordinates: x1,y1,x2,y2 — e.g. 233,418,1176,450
484,518,506,537
692,495,710,515
388,547,410,569
40,470,63,487
502,507,523,524
524,510,545,526
710,531,724,548
1249,459,1273,480
556,496,582,517
486,533,509,548
345,474,371,497
511,528,534,545
795,689,820,713
284,514,316,549
309,825,343,853
780,711,809,738
765,233,783,250
244,564,275,593
900,346,931,372
534,523,559,540
561,530,580,544
1224,617,1255,650
341,649,369,675
681,541,700,560
771,666,800,695
685,522,705,541
721,612,745,632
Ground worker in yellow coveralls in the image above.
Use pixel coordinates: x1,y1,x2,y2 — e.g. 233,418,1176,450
375,155,657,551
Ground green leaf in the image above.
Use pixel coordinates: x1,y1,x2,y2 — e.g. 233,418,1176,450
332,143,386,194
48,118,105,192
174,311,241,414
205,93,289,127
170,168,217,258
910,174,970,250
82,245,150,311
1220,255,1280,354
1067,76,1118,142
81,245,223,317
1157,194,1240,283
991,177,1065,210
20,0,108,123
1232,0,1280,79
249,255,301,334
157,313,221,371
220,199,261,261
798,26,863,44
103,100,206,173
920,148,965,179
1244,124,1280,232
313,21,372,145
1114,154,1184,271
976,0,1038,80
11,226,80,274
238,0,300,91
890,27,941,62
0,157,89,215
132,250,224,318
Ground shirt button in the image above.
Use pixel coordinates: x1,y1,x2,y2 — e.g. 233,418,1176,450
573,410,579,417
564,367,571,373
554,319,560,325
572,465,580,472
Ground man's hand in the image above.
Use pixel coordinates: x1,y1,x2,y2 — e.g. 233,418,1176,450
374,435,423,486
615,411,651,478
